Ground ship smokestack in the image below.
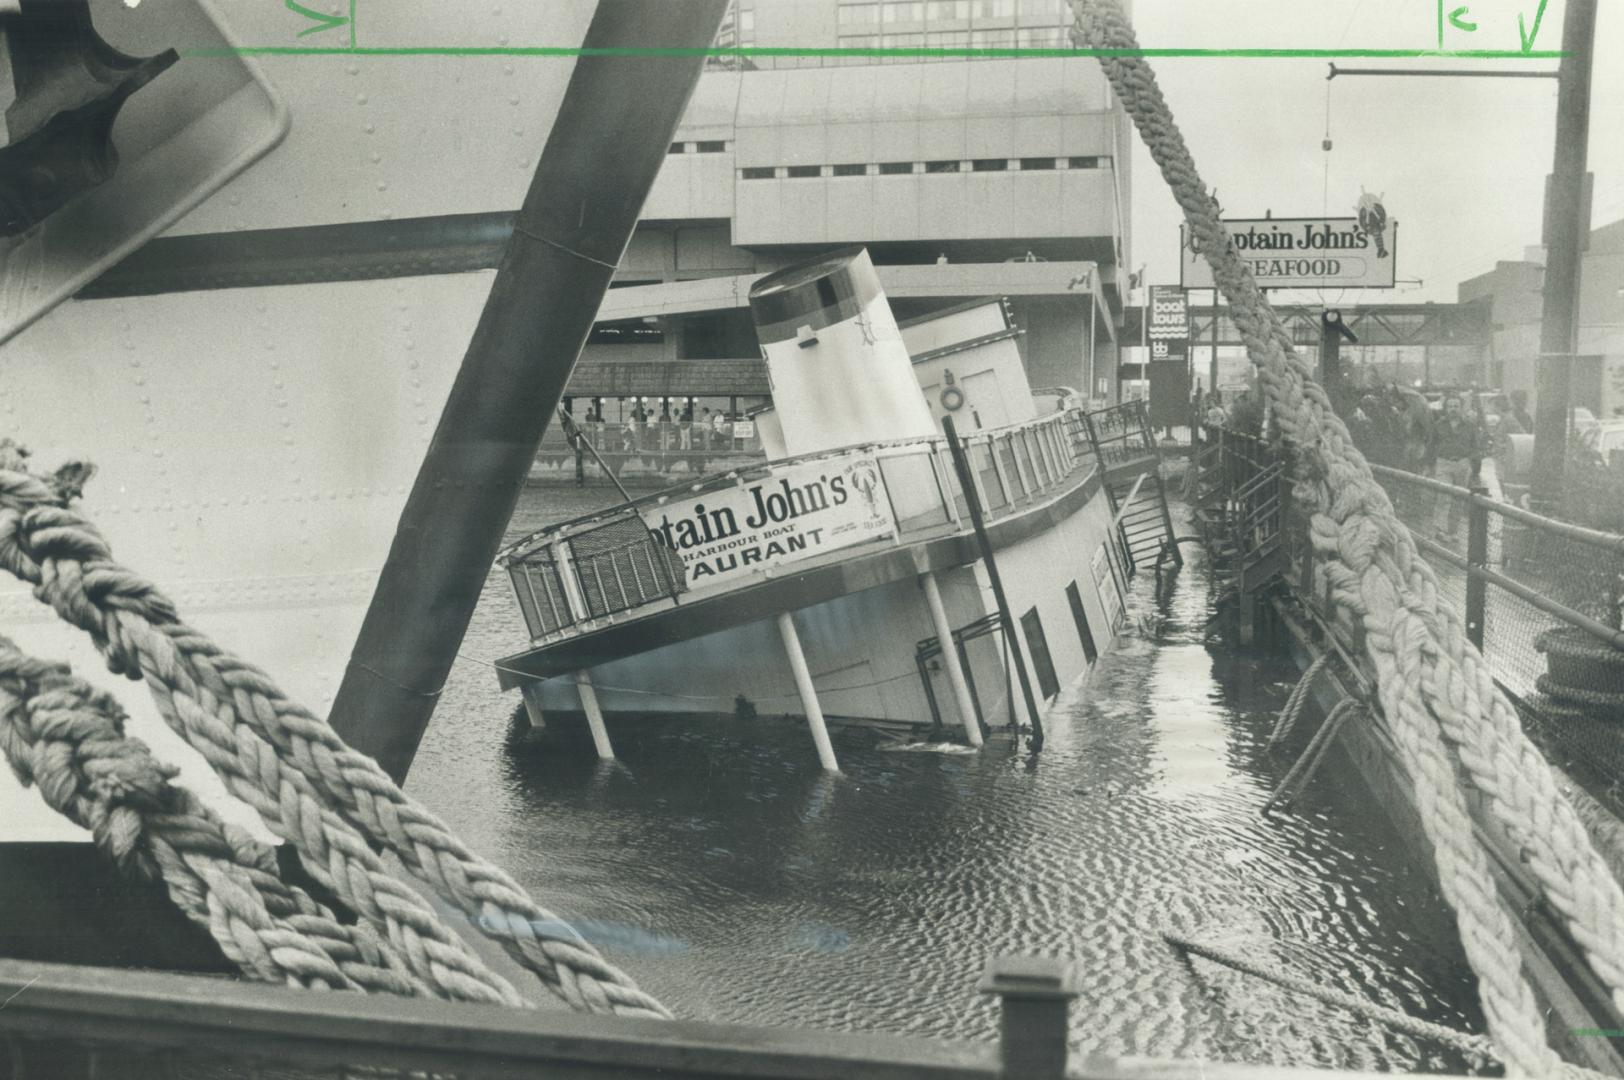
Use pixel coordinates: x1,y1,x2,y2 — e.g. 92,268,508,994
748,247,936,457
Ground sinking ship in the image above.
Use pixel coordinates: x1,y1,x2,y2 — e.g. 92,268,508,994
495,246,1176,765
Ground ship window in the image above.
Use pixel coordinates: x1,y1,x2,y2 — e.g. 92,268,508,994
1021,607,1060,699
696,140,728,153
1018,157,1057,170
878,161,915,175
786,164,822,178
1066,156,1102,169
971,158,1009,172
742,166,776,179
925,159,961,174
832,163,868,177
1066,582,1098,662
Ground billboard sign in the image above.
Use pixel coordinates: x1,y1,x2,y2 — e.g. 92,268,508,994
1180,216,1397,290
642,452,895,588
1147,285,1188,341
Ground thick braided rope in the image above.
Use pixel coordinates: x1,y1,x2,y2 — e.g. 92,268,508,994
0,467,670,1019
1070,3,1624,1072
0,635,431,996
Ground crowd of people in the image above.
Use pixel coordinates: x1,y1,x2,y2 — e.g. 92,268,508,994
574,402,742,454
1199,376,1539,541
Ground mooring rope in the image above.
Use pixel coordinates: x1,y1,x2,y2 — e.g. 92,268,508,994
1166,935,1497,1062
0,466,670,1019
1070,2,1624,1072
0,635,438,998
1263,697,1360,814
1267,652,1330,749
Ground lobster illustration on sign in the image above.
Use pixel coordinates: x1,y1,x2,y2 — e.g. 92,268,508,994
848,459,882,513
1356,189,1389,259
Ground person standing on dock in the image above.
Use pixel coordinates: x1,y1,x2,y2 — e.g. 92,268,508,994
679,400,694,450
1429,394,1483,540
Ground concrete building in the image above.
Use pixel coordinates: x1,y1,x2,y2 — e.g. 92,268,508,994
562,0,1132,432
1458,218,1624,418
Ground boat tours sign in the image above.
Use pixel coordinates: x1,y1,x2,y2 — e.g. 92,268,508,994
642,453,896,588
1180,214,1397,290
1147,285,1188,341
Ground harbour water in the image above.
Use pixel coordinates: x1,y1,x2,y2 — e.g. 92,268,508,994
411,483,1484,1074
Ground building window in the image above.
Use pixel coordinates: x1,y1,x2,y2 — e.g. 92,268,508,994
786,164,822,178
928,0,971,18
668,142,687,155
1021,607,1061,699
1066,155,1102,169
832,163,867,177
741,166,776,180
971,158,1009,171
1018,157,1057,170
838,1,882,26
1016,25,1066,47
1065,582,1098,662
878,161,915,175
925,159,961,173
1018,0,1065,19
970,28,1015,47
883,1,925,21
695,140,728,153
973,0,1015,18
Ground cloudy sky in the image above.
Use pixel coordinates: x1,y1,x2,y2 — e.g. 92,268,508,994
1125,0,1622,304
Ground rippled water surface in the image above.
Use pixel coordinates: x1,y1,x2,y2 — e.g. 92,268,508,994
411,484,1484,1074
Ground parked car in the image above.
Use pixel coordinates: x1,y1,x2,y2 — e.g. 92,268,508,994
1581,419,1624,468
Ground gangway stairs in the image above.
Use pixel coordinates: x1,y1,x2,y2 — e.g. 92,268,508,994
1082,401,1180,574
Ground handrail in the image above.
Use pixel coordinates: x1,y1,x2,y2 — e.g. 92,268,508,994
1411,532,1624,652
1370,463,1624,556
502,407,1086,560
0,956,1452,1080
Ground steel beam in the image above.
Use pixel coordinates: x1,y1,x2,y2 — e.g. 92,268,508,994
326,0,729,783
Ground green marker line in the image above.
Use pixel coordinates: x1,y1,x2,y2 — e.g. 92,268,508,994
348,0,356,49
183,45,1566,59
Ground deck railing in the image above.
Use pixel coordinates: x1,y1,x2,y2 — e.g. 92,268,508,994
0,955,1482,1080
501,407,1101,646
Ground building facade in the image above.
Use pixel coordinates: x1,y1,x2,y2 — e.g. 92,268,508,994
1458,219,1624,418
562,0,1132,435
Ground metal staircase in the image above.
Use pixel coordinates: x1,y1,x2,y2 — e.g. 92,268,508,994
1082,400,1180,574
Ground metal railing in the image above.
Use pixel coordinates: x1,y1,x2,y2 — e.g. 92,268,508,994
1207,427,1624,820
0,955,1482,1080
501,407,1099,645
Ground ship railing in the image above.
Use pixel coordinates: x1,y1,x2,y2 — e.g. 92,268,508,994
501,408,1097,646
0,955,1476,1080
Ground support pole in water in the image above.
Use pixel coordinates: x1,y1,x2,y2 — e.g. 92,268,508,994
920,571,983,748
325,0,728,785
574,670,613,761
777,610,838,772
941,415,1043,750
519,681,547,732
